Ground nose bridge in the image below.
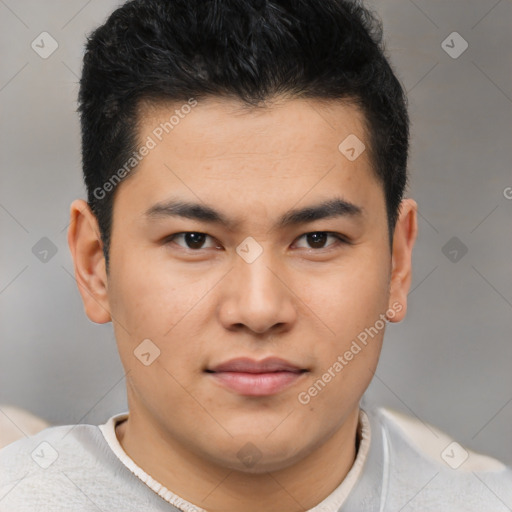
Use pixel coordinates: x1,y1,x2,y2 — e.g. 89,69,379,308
236,242,281,302
225,239,295,333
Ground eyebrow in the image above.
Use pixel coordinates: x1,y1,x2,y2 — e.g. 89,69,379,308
144,197,364,231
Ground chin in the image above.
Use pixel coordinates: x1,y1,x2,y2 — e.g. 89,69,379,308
206,434,313,475
220,451,304,475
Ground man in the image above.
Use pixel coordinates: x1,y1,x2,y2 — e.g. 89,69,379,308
1,0,511,510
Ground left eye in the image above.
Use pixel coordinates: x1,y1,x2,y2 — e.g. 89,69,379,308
294,232,346,250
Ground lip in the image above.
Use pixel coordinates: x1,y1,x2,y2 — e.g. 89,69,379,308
206,357,308,396
209,357,304,373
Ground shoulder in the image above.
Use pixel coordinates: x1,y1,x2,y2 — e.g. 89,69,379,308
0,422,99,479
0,423,104,508
370,407,512,511
0,418,173,511
1,421,127,511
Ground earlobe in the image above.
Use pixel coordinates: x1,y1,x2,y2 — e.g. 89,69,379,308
387,198,418,323
67,199,111,324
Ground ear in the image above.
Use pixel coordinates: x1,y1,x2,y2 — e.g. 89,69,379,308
387,198,418,323
67,199,111,324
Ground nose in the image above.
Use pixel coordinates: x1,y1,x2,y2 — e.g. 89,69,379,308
217,250,297,336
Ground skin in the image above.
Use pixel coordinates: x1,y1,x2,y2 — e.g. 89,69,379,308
68,96,417,512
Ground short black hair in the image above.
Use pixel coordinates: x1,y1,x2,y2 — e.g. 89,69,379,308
78,0,409,269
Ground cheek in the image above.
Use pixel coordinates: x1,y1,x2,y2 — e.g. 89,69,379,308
109,249,198,333
298,252,390,397
306,253,390,339
107,251,217,374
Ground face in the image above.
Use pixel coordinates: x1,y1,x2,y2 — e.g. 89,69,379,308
70,96,416,473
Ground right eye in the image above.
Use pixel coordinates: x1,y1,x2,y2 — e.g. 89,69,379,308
164,232,220,250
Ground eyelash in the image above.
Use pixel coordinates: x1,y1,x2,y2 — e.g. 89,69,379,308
163,231,351,252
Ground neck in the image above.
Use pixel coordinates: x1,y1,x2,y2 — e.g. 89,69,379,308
115,407,361,512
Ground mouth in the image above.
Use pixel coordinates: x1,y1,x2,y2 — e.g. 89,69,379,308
205,357,309,396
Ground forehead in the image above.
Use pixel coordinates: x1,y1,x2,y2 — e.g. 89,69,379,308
136,95,370,163
113,96,384,227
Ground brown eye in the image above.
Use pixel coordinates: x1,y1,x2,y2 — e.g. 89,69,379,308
294,232,347,250
306,232,328,249
166,232,217,250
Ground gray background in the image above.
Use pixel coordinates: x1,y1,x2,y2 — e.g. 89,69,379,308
0,0,511,466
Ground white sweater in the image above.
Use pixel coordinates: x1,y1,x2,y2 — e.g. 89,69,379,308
0,407,511,511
